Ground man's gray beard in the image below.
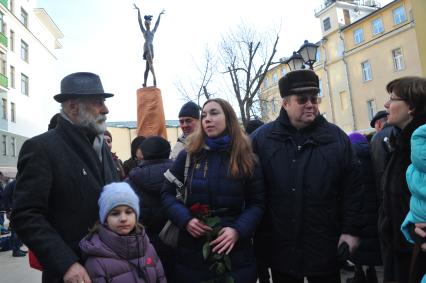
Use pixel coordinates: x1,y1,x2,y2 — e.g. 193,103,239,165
76,103,107,135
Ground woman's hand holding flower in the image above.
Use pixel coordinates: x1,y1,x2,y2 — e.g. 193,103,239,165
186,218,212,238
210,227,239,255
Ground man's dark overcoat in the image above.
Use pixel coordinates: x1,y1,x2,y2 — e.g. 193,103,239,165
251,109,362,277
12,115,118,282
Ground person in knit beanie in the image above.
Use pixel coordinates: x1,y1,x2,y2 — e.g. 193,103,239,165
79,182,167,283
170,101,200,160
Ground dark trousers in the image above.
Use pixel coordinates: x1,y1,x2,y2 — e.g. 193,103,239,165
271,270,341,283
0,211,4,227
10,230,22,252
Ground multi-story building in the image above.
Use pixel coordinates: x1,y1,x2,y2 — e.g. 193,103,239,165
0,0,62,176
260,0,425,133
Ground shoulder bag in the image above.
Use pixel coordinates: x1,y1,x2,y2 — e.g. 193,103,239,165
159,153,190,248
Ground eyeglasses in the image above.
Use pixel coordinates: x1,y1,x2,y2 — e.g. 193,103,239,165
387,96,406,103
294,95,321,105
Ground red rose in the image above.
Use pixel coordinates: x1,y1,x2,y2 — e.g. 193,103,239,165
190,203,210,216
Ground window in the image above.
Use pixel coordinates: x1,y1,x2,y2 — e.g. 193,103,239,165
272,73,278,84
393,6,407,25
353,28,364,44
11,137,15,157
0,51,6,76
319,79,323,97
0,12,4,34
392,48,405,71
372,18,384,35
10,0,14,14
21,73,29,95
10,65,15,88
2,135,6,156
323,17,331,31
10,102,15,122
21,40,29,62
263,77,269,88
9,30,14,51
281,67,287,77
361,61,372,81
2,98,6,119
316,49,321,62
20,8,28,27
367,99,376,121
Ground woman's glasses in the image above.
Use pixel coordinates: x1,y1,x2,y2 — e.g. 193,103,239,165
387,96,406,103
294,95,321,105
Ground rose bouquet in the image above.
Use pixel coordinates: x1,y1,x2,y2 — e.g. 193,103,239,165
189,203,234,283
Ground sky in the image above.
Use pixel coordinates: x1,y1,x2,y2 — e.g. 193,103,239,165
37,0,392,122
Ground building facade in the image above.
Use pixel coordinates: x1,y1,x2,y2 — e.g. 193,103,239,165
260,0,425,133
0,0,62,176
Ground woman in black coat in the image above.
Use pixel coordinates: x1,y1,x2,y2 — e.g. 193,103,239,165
161,98,265,283
347,132,381,283
379,76,426,283
127,136,175,282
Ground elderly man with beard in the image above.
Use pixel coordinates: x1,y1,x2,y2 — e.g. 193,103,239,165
12,72,119,283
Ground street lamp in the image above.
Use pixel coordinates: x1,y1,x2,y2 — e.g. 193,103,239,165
284,51,305,71
284,40,319,71
297,40,319,70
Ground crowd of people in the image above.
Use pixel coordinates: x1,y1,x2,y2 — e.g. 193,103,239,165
4,70,426,283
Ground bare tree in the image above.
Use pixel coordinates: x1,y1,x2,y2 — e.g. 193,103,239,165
175,23,280,123
175,47,216,107
220,23,279,126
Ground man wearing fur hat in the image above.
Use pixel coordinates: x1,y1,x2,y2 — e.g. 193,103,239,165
251,69,362,282
170,101,200,160
12,72,119,283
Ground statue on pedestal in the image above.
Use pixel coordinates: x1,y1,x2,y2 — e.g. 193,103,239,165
133,3,165,87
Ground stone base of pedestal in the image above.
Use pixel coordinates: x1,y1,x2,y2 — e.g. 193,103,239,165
136,87,167,139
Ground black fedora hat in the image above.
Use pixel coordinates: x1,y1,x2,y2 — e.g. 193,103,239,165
53,72,114,102
370,110,388,128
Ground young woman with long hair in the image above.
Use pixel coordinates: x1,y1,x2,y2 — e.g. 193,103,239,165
161,98,265,283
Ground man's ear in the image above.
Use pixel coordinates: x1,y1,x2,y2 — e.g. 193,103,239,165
282,97,289,110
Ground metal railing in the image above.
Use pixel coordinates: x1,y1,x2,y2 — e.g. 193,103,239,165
0,73,8,88
0,0,7,10
314,0,381,16
0,32,7,48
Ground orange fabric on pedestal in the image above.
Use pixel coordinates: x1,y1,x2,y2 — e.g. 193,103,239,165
136,87,167,139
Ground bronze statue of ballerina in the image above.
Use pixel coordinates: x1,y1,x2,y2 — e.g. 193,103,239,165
134,3,165,87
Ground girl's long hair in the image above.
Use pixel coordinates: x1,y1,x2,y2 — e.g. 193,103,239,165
186,98,256,178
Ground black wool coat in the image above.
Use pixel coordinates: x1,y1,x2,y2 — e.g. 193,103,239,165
251,109,362,277
378,115,426,283
11,116,119,282
350,142,382,266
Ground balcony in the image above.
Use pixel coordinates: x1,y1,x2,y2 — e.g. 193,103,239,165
0,0,7,10
0,32,7,48
0,73,8,88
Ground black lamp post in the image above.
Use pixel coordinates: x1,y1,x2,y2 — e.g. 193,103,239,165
284,52,305,71
285,40,319,71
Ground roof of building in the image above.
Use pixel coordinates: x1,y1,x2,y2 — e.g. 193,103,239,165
106,120,180,129
341,0,399,31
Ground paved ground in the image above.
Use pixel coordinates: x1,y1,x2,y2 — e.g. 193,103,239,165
0,247,41,283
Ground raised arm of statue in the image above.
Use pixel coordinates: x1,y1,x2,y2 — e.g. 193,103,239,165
152,9,165,34
133,3,146,34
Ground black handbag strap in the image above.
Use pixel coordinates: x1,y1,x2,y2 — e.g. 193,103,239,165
164,153,190,204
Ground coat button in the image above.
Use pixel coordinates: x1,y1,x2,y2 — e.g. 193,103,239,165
291,188,295,192
292,159,296,162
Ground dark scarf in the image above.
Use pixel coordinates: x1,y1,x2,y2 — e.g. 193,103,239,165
205,135,231,151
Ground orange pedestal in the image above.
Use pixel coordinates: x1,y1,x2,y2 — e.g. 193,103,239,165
136,87,167,139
